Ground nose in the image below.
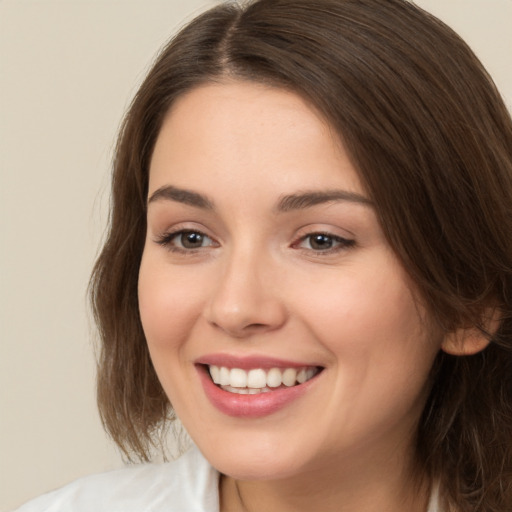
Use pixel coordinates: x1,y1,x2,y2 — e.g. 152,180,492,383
204,249,287,338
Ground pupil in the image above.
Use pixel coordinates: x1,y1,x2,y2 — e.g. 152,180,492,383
182,232,203,248
311,234,332,250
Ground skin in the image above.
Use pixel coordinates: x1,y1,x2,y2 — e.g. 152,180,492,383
138,81,445,512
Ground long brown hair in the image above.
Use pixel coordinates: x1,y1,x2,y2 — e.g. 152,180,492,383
90,1,512,509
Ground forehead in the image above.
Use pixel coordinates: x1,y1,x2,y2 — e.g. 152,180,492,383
149,81,364,198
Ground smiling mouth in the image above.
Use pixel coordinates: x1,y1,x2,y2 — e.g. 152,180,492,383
206,365,322,395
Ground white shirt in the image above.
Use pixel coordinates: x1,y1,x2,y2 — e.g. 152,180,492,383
13,446,219,512
13,447,441,512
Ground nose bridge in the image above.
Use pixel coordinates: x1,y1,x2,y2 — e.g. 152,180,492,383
205,240,286,337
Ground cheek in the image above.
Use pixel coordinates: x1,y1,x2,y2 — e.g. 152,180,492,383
138,254,205,353
301,264,424,350
297,265,439,442
296,256,439,397
137,254,210,412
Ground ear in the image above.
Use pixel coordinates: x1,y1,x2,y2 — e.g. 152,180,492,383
441,307,501,356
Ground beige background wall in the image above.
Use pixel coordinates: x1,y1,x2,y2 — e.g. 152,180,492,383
1,1,511,510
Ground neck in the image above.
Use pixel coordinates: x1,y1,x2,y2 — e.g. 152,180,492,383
220,443,431,512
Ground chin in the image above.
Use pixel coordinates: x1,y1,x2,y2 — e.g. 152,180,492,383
195,435,313,481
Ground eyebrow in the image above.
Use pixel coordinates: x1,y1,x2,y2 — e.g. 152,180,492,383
147,185,373,212
147,185,214,209
276,190,373,212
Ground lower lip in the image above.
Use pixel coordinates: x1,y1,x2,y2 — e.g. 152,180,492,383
197,366,319,418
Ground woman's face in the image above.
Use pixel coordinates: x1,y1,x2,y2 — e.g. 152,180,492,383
139,82,443,480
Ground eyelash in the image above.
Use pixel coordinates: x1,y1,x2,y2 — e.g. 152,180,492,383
293,232,356,254
154,229,355,255
155,229,217,254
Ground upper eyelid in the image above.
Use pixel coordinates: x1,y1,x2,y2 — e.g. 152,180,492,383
293,224,356,240
294,232,354,246
297,230,351,239
152,222,214,238
156,227,214,242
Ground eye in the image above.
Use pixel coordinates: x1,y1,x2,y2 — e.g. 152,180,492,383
295,232,355,252
175,231,211,249
155,229,217,252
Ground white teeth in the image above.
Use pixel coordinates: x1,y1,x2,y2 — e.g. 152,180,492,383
247,368,266,388
222,385,273,395
230,368,247,388
210,365,220,384
267,368,282,388
219,367,230,386
297,368,307,384
207,365,319,392
282,368,297,387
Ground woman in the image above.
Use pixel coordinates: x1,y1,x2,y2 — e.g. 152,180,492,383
16,0,512,511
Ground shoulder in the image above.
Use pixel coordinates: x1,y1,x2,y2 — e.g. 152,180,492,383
13,446,219,512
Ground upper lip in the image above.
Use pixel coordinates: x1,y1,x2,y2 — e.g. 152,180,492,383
195,353,322,370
